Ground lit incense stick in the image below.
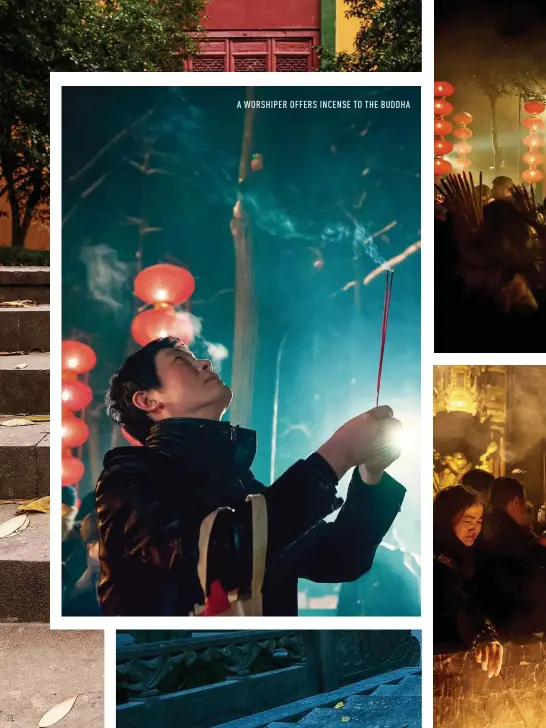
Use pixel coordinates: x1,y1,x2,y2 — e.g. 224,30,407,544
376,269,393,408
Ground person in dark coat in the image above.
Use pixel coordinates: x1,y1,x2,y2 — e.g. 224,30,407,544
478,477,546,634
96,337,406,617
433,485,502,678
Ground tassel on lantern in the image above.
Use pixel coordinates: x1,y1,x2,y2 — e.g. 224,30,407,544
521,100,545,185
434,81,455,178
61,340,96,487
452,112,473,171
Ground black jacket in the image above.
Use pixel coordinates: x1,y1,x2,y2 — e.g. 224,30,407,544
95,418,406,616
477,508,546,634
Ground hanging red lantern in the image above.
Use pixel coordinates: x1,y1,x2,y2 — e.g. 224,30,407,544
523,116,545,131
434,99,453,116
131,308,194,347
121,427,143,447
62,454,85,486
434,81,455,98
435,157,452,176
61,379,93,412
434,139,453,155
62,414,90,449
434,81,455,179
522,151,545,165
522,100,545,185
134,264,195,306
522,168,545,183
452,112,473,171
524,100,546,115
62,341,97,375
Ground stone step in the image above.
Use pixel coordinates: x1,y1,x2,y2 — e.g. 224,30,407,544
0,266,50,304
0,352,49,414
343,695,421,715
299,696,420,727
0,504,49,622
296,708,409,728
0,417,49,499
0,304,50,352
0,624,102,727
371,681,421,697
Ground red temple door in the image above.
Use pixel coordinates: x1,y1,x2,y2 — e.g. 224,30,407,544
188,0,321,71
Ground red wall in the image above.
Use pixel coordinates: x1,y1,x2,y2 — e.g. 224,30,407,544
204,0,320,30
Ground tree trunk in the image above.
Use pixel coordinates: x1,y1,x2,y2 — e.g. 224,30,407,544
230,88,258,429
8,188,25,247
489,94,502,175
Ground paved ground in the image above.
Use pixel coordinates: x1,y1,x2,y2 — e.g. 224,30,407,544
0,624,103,727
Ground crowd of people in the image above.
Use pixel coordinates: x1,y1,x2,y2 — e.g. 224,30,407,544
435,174,546,351
433,468,546,678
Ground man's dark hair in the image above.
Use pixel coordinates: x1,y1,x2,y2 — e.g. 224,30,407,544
490,476,525,510
106,336,187,444
80,511,99,545
492,176,513,187
461,468,494,496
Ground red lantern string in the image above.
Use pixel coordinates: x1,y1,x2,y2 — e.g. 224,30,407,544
376,269,394,408
452,112,473,170
434,81,455,179
61,340,96,488
521,100,545,185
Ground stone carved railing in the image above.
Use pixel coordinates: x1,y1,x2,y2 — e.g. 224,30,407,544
117,630,420,728
434,635,546,728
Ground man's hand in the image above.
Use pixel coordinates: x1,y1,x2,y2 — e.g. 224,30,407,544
317,405,402,481
474,640,503,678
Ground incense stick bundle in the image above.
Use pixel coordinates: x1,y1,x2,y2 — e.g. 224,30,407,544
436,172,483,228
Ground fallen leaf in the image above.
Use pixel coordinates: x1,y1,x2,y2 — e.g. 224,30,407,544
520,661,529,665
0,514,29,538
533,632,544,639
0,351,25,356
0,499,26,505
25,416,50,422
14,362,28,369
341,718,351,723
0,419,35,427
17,496,50,514
0,300,38,307
38,696,78,727
335,702,344,709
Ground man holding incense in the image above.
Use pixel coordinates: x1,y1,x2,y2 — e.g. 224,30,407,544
95,336,406,616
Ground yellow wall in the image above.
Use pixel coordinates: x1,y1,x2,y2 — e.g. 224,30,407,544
335,0,361,53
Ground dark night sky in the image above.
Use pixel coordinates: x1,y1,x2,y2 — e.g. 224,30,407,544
436,0,546,34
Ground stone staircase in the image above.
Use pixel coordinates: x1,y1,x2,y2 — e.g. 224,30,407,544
0,267,50,622
265,674,421,728
0,624,103,727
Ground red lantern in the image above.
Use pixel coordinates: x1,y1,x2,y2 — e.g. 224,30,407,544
453,127,473,140
523,134,544,149
452,111,473,170
131,308,194,347
523,116,545,131
434,120,453,136
121,427,143,447
522,152,545,165
434,99,453,116
453,142,472,155
435,139,453,155
452,112,473,125
522,168,544,183
62,414,90,448
61,379,93,412
134,264,195,306
435,157,452,176
524,100,546,115
62,341,96,375
434,81,455,97
62,455,85,486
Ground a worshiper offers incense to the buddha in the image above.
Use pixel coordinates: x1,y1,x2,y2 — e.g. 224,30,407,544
96,300,404,617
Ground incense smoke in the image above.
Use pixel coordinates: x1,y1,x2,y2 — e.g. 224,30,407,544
80,244,132,316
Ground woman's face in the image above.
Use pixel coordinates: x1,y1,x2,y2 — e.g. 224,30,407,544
453,503,484,546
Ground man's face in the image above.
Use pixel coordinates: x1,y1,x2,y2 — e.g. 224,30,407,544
147,347,232,420
507,496,528,526
538,504,546,525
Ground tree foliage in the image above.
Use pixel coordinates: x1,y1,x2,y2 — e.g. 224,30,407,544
0,0,207,245
318,0,421,72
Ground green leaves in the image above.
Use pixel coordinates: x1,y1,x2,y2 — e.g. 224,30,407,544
317,0,421,72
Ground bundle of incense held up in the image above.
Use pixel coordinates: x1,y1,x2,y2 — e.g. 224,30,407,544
435,171,484,227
